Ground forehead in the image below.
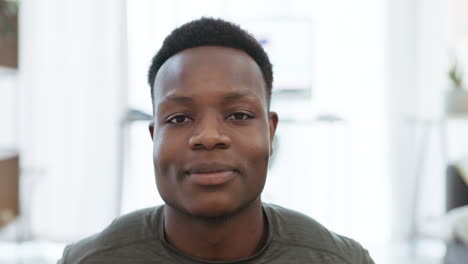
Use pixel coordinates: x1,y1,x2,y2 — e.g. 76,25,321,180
153,46,267,106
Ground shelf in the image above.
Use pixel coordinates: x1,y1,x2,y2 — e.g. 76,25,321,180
0,66,18,77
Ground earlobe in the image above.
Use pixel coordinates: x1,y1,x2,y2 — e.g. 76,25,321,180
149,122,155,140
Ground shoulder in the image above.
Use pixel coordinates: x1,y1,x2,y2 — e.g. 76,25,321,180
58,206,162,264
263,203,374,264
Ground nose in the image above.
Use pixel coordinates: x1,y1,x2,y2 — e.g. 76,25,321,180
189,117,231,150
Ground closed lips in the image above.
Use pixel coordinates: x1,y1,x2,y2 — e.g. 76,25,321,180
187,164,239,175
186,164,239,185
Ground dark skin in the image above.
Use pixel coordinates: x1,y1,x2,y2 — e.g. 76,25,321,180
149,46,278,261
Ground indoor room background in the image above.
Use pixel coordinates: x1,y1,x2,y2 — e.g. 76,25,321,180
1,0,468,263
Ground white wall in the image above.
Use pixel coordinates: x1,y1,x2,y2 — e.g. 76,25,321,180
18,0,127,241
387,0,421,242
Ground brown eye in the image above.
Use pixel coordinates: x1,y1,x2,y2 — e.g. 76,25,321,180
168,115,191,124
228,112,252,120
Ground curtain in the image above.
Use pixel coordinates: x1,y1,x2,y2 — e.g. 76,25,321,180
17,0,127,242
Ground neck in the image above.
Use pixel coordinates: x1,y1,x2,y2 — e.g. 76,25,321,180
163,199,267,261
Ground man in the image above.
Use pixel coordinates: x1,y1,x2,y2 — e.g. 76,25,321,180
58,17,374,263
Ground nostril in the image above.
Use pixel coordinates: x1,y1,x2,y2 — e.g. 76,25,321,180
215,142,228,149
189,135,231,150
188,122,232,150
192,143,204,150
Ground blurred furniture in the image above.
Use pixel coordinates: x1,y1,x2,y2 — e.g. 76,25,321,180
443,204,468,264
446,164,468,212
116,109,153,215
444,89,468,211
444,241,468,264
0,0,18,69
0,150,19,229
408,116,468,247
0,1,19,228
442,94,468,263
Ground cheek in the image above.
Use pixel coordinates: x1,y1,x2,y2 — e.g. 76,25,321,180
152,128,180,177
248,137,270,159
249,122,272,155
239,129,271,172
152,128,185,201
152,129,166,165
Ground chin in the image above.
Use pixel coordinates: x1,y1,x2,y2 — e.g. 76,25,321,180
189,199,242,218
169,196,259,220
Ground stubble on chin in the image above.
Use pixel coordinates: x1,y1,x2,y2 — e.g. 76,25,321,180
163,194,263,224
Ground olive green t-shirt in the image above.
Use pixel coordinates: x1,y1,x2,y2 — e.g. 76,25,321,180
58,203,374,264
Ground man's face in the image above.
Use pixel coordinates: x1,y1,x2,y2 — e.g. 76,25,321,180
149,46,278,218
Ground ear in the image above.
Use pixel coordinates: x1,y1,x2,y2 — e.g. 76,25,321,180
149,121,155,140
268,112,278,155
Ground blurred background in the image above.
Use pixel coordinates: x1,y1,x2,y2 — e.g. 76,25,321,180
1,0,468,263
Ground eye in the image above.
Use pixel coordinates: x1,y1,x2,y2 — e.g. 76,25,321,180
167,115,191,124
227,112,253,120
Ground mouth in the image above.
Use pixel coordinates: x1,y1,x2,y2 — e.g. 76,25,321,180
187,164,239,186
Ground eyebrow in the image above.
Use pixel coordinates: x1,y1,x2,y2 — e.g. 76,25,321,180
223,91,257,101
157,91,259,113
165,95,193,103
156,95,192,114
163,91,256,103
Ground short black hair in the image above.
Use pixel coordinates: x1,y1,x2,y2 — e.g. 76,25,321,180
147,17,273,109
